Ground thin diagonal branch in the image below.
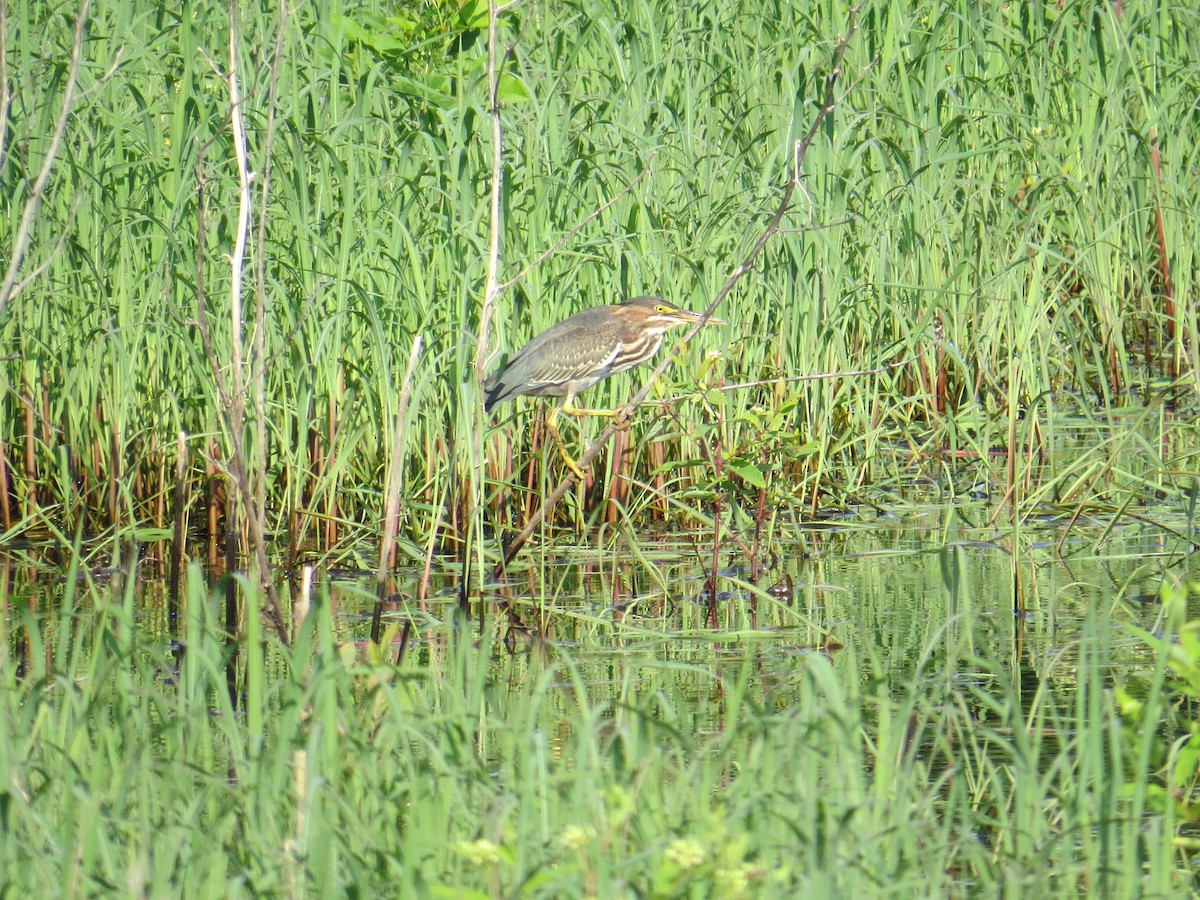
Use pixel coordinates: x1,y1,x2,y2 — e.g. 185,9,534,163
496,161,654,294
495,2,865,573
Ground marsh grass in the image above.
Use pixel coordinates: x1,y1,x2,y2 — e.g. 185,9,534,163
0,551,1190,894
0,0,1197,570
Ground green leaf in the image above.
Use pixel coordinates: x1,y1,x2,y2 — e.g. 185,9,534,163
726,459,766,488
496,73,530,104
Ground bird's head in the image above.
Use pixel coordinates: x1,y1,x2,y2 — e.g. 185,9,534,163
618,296,728,334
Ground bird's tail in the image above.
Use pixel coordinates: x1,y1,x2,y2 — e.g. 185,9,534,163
482,374,503,413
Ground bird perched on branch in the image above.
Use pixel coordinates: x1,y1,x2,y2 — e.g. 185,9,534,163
484,295,726,478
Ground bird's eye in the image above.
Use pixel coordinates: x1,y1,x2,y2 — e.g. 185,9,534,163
655,304,671,313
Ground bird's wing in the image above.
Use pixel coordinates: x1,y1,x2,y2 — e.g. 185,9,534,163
525,340,623,389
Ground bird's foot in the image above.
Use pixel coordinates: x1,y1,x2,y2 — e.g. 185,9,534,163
564,456,589,481
549,422,589,480
556,444,589,480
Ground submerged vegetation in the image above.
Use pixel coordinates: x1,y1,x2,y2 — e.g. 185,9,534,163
2,0,1200,893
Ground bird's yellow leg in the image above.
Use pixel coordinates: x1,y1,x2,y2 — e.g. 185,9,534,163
560,401,616,417
546,406,587,480
561,401,633,430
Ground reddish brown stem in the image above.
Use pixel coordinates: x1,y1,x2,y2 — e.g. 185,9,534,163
21,377,35,513
324,391,337,550
707,436,723,629
0,438,10,530
108,416,119,529
748,446,769,583
1148,129,1175,377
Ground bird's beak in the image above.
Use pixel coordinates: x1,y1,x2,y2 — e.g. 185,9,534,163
681,310,727,326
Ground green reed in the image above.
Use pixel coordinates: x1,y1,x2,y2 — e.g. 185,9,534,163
1,0,1198,560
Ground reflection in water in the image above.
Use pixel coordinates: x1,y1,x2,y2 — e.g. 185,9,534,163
1,499,1192,729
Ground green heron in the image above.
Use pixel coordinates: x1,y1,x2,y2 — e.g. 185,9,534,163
484,296,727,478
